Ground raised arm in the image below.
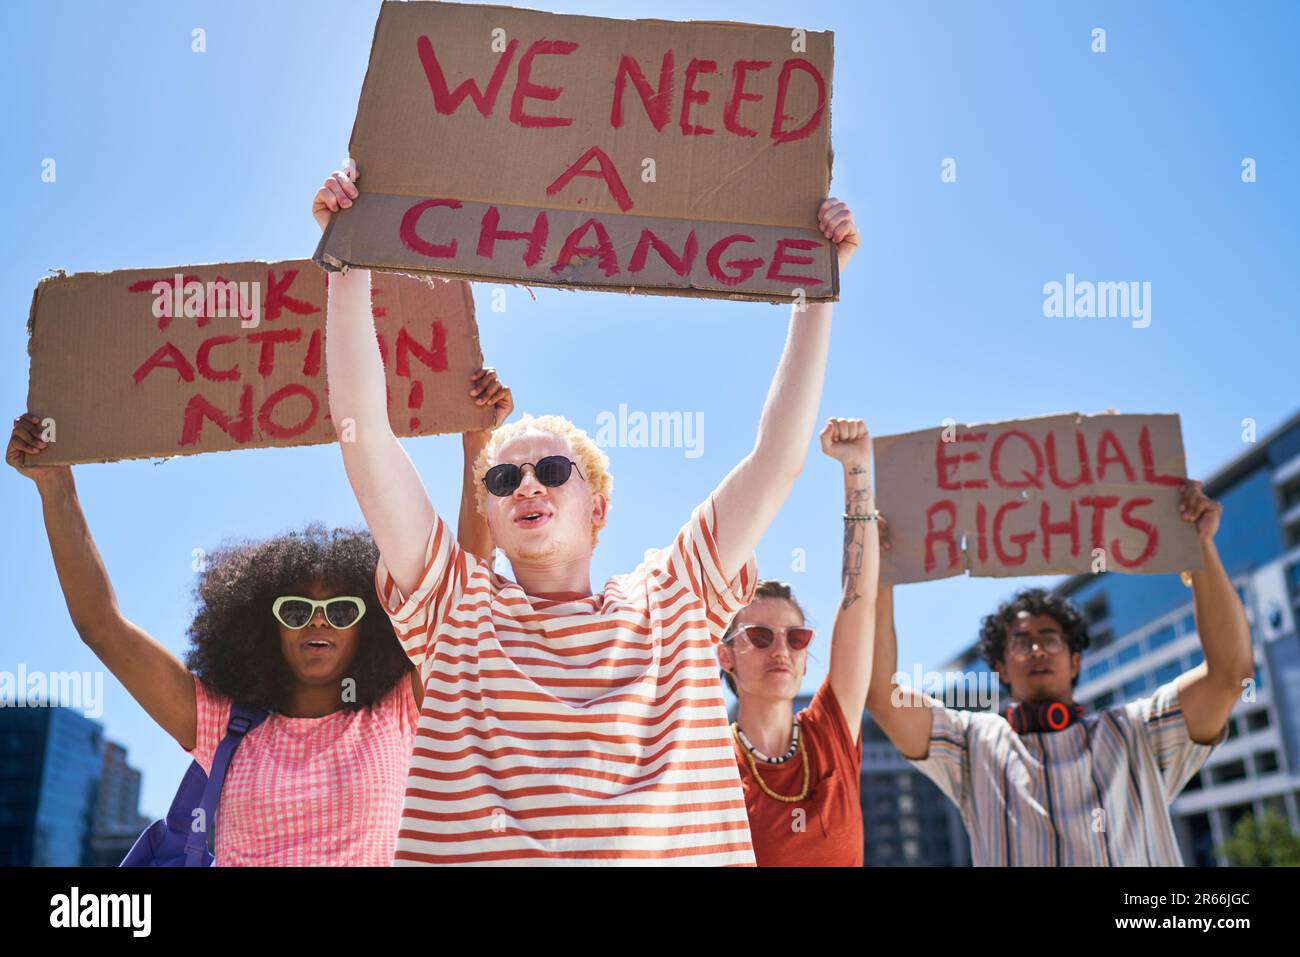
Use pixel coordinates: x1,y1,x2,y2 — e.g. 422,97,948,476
1174,481,1254,744
864,515,938,759
456,368,514,563
821,419,879,743
316,166,436,597
7,415,196,749
711,199,859,579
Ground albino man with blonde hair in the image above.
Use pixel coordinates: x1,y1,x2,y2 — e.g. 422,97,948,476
315,162,860,866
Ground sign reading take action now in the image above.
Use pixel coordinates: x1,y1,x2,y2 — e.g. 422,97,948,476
25,261,493,465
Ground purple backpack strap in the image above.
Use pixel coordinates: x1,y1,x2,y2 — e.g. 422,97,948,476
183,703,269,866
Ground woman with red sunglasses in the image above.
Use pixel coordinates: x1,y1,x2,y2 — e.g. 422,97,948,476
718,417,879,866
5,368,512,866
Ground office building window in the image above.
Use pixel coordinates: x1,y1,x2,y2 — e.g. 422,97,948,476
1224,803,1253,829
1287,562,1300,598
1084,594,1110,625
1211,760,1248,785
1117,643,1141,666
1092,690,1115,709
1084,656,1111,683
1254,751,1280,775
1245,710,1270,733
1184,771,1203,792
1187,648,1205,669
1155,660,1182,686
1281,478,1300,511
1180,612,1197,636
1121,676,1148,699
1148,625,1177,650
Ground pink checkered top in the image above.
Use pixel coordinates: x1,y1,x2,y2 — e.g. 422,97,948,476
186,674,419,866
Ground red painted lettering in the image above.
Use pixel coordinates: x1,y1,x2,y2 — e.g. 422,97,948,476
399,199,462,259
1139,426,1184,486
1079,495,1121,550
705,234,763,286
247,328,302,378
510,39,578,128
723,60,771,137
180,385,253,446
628,228,698,276
1096,428,1137,482
477,206,549,267
1045,430,1093,490
765,238,821,285
1039,499,1081,563
1112,497,1159,567
133,343,193,385
417,36,517,116
551,219,621,276
396,323,449,377
924,500,960,573
263,270,317,323
771,59,827,143
611,52,674,131
935,432,988,490
195,336,240,382
257,383,319,440
680,59,717,135
990,430,1045,489
545,145,633,212
993,501,1033,566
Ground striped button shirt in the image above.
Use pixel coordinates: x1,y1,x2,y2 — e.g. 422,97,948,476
911,680,1223,866
374,494,759,865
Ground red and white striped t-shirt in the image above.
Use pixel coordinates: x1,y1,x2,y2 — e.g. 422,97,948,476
374,493,759,865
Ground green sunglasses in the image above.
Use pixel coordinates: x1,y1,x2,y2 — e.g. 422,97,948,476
272,596,367,630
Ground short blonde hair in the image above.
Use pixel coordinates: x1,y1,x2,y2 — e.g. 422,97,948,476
473,414,613,547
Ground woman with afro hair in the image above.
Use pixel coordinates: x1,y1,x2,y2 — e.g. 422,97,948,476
7,368,512,865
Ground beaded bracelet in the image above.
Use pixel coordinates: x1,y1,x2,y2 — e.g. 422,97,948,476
844,512,880,522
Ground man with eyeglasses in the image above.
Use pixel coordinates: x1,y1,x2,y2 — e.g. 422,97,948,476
866,480,1253,866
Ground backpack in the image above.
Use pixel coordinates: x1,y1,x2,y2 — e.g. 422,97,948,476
120,703,269,867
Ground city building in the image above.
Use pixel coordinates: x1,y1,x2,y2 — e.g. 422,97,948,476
88,741,152,867
0,706,149,866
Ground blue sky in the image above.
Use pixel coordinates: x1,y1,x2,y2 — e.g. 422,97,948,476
2,0,1296,818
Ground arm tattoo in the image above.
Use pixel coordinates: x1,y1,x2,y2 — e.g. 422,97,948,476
841,481,872,610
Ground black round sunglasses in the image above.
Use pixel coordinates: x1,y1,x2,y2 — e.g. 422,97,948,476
483,456,585,497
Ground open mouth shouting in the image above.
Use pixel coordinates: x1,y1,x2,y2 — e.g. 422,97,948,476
302,634,336,653
513,506,553,530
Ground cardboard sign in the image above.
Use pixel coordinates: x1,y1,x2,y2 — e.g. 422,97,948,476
314,1,836,303
875,413,1204,585
24,261,494,465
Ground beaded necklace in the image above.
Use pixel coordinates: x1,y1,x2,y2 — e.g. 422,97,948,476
732,720,811,803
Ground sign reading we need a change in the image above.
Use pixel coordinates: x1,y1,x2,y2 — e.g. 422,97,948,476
874,413,1205,586
24,261,493,466
315,1,837,303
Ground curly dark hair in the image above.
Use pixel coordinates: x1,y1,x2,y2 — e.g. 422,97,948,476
978,588,1091,688
720,580,807,697
183,522,410,712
